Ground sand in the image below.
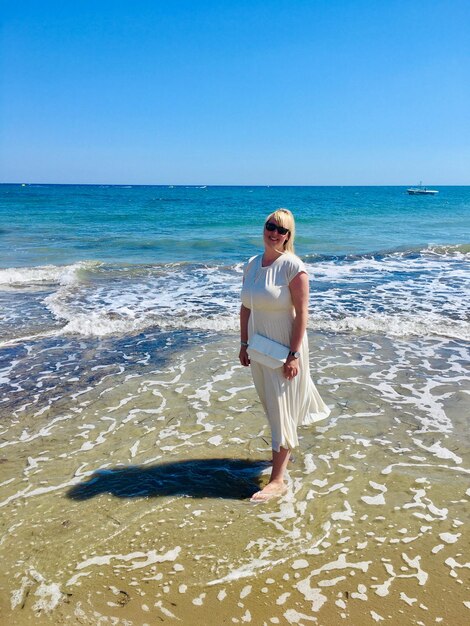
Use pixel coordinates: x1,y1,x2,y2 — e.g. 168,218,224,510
0,331,469,625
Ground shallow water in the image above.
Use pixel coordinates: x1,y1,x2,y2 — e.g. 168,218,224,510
1,184,469,623
1,245,469,345
1,332,468,624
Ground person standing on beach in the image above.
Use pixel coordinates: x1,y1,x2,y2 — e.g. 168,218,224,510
239,209,330,502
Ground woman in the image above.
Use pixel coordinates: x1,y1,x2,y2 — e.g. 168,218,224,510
240,209,330,502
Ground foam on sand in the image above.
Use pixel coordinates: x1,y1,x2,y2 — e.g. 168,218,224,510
1,331,469,624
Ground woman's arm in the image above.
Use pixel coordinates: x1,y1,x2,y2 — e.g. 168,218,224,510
284,271,309,380
239,304,251,366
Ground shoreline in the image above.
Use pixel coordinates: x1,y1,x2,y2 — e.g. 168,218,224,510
1,331,469,624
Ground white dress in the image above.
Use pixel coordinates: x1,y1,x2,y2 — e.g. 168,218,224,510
241,253,330,452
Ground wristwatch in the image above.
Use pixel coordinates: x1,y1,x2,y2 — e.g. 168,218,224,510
288,350,300,359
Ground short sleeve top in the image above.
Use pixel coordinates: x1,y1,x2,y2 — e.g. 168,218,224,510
241,253,307,313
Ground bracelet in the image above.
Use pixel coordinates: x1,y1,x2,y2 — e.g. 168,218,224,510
240,341,249,347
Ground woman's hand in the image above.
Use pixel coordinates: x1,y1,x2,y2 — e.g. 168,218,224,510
283,355,299,380
239,345,250,366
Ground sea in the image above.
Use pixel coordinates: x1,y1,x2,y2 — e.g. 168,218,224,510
0,184,469,625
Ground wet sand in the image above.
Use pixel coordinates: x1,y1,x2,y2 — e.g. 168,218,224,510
0,331,469,625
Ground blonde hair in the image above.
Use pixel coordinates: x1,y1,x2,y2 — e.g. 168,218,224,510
265,208,295,254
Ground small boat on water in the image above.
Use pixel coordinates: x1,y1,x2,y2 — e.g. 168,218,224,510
407,182,439,195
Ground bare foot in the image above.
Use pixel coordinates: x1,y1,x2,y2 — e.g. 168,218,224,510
250,481,287,503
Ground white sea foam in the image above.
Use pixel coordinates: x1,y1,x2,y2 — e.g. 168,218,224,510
331,500,354,522
305,247,470,340
0,261,96,288
413,439,462,464
32,581,64,614
10,576,32,610
76,546,181,571
207,435,223,446
11,568,64,614
361,481,387,505
3,243,468,340
276,592,291,604
439,532,460,544
41,263,241,337
154,600,178,618
2,321,468,622
295,578,328,611
41,305,469,340
284,609,318,623
371,610,385,622
310,313,470,341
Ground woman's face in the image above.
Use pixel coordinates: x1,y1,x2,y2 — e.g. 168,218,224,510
263,218,290,252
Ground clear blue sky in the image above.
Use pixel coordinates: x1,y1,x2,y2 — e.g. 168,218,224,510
1,0,469,185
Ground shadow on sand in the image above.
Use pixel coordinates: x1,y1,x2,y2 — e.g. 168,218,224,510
67,458,270,501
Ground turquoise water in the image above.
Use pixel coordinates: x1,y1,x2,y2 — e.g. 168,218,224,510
1,185,469,266
1,188,469,625
0,184,469,343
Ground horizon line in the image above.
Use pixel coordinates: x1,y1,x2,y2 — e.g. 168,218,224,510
1,182,467,188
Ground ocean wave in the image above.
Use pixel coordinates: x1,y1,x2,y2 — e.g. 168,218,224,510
57,311,238,338
5,307,467,342
305,244,470,282
0,261,100,289
0,243,465,286
42,264,241,337
424,243,470,257
303,243,468,269
45,306,470,341
1,245,468,341
311,314,470,342
45,314,469,341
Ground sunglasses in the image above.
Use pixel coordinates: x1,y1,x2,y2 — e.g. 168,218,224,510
265,221,290,236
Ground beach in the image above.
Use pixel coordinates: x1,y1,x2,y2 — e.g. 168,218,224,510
1,185,469,624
